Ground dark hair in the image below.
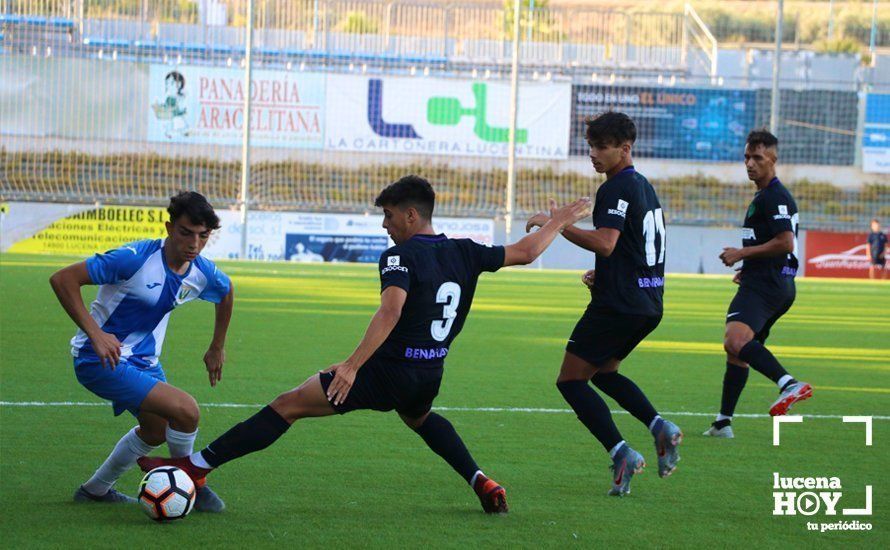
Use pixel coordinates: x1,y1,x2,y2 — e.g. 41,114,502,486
374,175,435,220
585,112,636,147
746,128,779,150
167,191,220,230
165,71,185,94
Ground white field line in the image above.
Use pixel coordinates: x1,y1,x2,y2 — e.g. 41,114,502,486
1,401,888,421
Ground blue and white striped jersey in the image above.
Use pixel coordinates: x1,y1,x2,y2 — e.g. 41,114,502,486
70,239,231,368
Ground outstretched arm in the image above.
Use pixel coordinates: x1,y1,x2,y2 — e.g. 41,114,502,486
504,198,592,266
49,261,122,369
324,286,407,405
204,283,234,387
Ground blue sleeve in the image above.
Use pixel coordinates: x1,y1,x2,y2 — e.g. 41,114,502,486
85,240,157,284
196,259,232,304
379,247,411,293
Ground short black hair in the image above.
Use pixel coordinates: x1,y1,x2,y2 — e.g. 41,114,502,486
165,71,185,94
167,191,220,230
374,175,436,220
585,112,636,147
746,128,779,150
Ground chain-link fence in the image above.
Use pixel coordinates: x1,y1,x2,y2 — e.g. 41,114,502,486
1,0,889,232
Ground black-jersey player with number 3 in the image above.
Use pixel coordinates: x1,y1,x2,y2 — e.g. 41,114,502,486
139,176,592,514
527,112,681,497
704,130,812,438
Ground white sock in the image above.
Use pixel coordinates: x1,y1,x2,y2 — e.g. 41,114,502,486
469,470,484,487
716,414,732,422
166,427,197,458
82,427,158,496
608,440,626,459
189,451,212,470
777,374,794,390
648,415,663,432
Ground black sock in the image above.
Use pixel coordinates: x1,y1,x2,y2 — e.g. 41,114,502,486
720,362,749,417
414,413,480,484
591,372,659,429
556,380,623,452
738,340,789,384
200,405,291,468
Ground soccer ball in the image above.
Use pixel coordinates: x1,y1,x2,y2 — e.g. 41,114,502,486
138,466,196,521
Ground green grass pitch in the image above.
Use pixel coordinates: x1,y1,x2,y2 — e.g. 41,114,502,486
1,253,887,548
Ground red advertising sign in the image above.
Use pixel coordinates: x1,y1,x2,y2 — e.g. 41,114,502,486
805,231,875,278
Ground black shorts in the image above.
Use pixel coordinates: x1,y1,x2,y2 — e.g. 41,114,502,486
726,284,795,343
872,257,886,268
566,301,662,367
319,357,443,418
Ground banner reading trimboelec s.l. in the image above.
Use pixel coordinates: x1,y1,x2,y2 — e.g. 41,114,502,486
147,65,325,148
325,74,571,159
7,205,169,255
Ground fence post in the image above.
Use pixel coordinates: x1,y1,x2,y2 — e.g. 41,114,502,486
770,0,783,133
239,0,255,260
506,0,522,241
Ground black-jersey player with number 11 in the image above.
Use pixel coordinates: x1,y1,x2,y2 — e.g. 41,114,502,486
527,112,680,497
139,176,591,514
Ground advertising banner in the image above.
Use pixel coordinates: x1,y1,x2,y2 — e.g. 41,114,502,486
325,74,571,159
6,205,169,256
570,85,755,160
805,230,875,278
862,93,890,174
147,65,325,148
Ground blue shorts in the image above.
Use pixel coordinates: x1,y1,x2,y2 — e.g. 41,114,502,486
73,356,166,417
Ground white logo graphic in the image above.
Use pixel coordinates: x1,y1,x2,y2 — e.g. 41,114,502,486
771,417,874,533
807,245,872,271
726,312,741,318
741,227,756,240
608,199,629,218
387,256,400,266
778,204,788,215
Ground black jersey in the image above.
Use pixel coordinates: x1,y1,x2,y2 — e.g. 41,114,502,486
590,166,665,317
740,178,799,289
374,234,505,366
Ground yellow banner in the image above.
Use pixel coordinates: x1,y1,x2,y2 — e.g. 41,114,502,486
9,206,168,255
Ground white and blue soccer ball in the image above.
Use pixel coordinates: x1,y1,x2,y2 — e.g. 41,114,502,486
138,466,196,521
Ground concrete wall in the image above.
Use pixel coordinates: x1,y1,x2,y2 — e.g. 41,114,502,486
497,219,807,276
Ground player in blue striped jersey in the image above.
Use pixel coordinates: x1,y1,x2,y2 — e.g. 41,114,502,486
50,192,234,511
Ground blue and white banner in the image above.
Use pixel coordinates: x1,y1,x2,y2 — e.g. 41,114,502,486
570,85,756,161
325,74,571,159
146,65,326,148
863,93,890,174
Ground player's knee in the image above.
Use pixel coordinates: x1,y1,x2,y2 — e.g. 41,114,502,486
172,395,200,430
270,389,307,422
723,336,749,357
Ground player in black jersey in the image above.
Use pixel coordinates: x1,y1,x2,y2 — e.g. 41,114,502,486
139,176,591,514
704,129,813,439
527,112,681,497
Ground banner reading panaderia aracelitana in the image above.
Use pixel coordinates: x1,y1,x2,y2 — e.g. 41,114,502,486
147,65,326,148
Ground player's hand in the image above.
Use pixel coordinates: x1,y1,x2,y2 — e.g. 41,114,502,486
550,197,593,229
89,330,122,370
204,346,225,387
720,247,745,267
323,361,359,406
732,269,742,285
582,269,596,288
525,210,550,233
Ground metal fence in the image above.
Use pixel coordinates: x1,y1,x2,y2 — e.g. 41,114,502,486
1,0,888,233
